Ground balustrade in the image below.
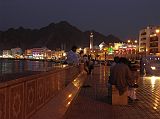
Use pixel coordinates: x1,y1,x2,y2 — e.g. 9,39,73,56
0,64,83,119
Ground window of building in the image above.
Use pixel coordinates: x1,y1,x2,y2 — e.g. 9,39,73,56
150,48,158,53
150,42,158,47
140,38,146,41
150,36,158,42
140,48,146,52
140,43,146,46
141,32,147,35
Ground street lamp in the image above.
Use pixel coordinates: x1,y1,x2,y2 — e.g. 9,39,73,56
127,40,131,43
134,40,138,43
145,48,148,56
155,29,160,34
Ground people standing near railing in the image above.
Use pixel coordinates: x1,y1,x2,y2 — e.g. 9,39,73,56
66,46,79,66
82,55,94,74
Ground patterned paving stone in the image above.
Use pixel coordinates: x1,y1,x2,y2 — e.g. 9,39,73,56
64,65,160,119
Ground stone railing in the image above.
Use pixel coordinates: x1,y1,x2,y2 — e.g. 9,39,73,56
0,64,83,119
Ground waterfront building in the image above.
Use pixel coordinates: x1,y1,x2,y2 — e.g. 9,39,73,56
0,51,2,58
52,50,66,60
11,48,23,58
32,48,46,59
84,41,139,60
46,50,52,59
24,49,32,59
117,43,137,59
139,26,160,56
24,47,52,59
99,42,105,50
84,46,104,60
2,50,12,58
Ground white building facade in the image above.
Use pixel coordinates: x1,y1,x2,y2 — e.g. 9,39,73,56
139,26,160,56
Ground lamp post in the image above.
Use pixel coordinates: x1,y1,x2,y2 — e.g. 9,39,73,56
127,40,131,44
155,29,160,34
134,40,138,44
134,40,138,53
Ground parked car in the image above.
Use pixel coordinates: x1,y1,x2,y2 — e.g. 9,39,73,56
140,55,160,76
130,60,140,71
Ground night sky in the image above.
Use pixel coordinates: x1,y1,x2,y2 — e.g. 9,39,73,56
0,0,160,40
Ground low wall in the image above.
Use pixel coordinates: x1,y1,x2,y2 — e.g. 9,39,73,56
0,64,83,119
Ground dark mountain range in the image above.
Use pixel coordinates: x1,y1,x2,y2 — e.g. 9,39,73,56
0,21,122,51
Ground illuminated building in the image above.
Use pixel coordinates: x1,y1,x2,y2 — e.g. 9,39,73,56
11,48,23,58
84,47,90,55
46,50,52,59
99,42,105,50
24,49,32,59
118,44,136,55
139,26,160,56
52,50,66,60
110,42,138,59
3,50,12,58
32,48,45,59
24,47,52,59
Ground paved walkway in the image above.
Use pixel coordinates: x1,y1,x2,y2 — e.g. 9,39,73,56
64,64,160,119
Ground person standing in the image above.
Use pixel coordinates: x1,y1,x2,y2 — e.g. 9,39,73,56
88,58,94,74
111,56,119,67
140,57,145,75
83,54,89,73
66,46,79,66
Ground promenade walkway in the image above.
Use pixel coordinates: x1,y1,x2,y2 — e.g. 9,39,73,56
64,64,160,119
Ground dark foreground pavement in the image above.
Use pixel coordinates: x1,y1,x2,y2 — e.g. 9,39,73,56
64,65,160,119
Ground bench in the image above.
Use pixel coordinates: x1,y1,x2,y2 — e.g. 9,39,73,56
108,85,128,105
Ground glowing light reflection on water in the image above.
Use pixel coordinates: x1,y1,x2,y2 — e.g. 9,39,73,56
0,59,56,74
